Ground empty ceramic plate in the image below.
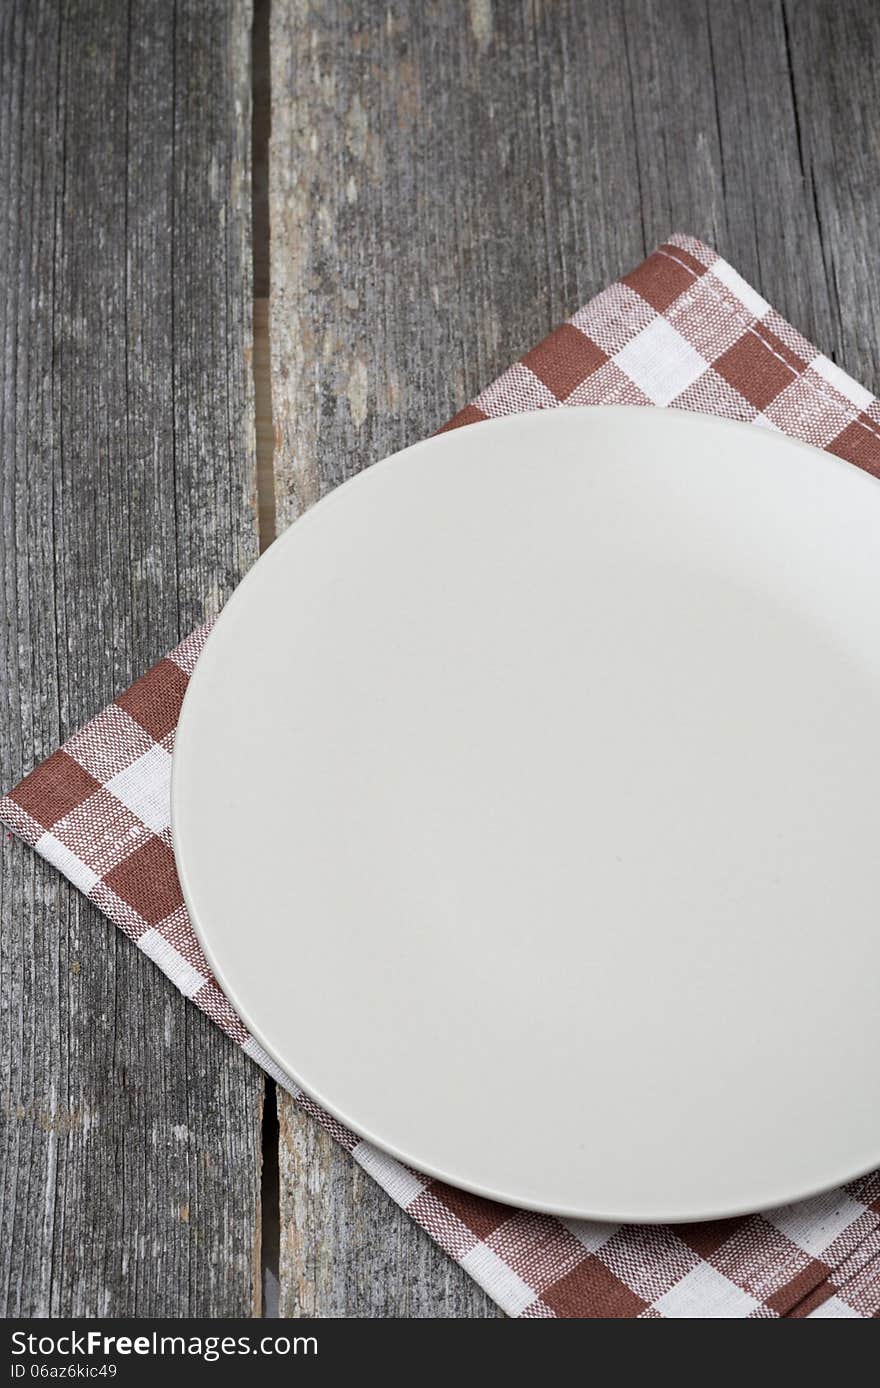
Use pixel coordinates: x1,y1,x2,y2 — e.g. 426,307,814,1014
172,406,880,1222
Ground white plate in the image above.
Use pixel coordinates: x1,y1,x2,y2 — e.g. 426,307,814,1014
172,406,880,1223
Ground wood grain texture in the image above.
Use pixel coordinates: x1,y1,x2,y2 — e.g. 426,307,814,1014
0,0,262,1315
269,0,880,1316
277,1102,505,1318
782,0,880,396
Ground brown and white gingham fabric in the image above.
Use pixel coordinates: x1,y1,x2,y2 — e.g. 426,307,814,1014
4,234,880,1318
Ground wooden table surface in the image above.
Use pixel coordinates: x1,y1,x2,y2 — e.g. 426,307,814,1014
1,0,878,1318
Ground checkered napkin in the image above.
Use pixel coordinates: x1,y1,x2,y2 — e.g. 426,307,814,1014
4,234,880,1318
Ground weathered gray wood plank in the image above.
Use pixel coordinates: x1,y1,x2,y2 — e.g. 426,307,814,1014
269,0,880,1315
782,0,880,396
277,1101,506,1318
0,0,263,1315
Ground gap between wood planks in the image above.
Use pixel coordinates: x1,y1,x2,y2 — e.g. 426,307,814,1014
253,0,276,553
251,0,281,1318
